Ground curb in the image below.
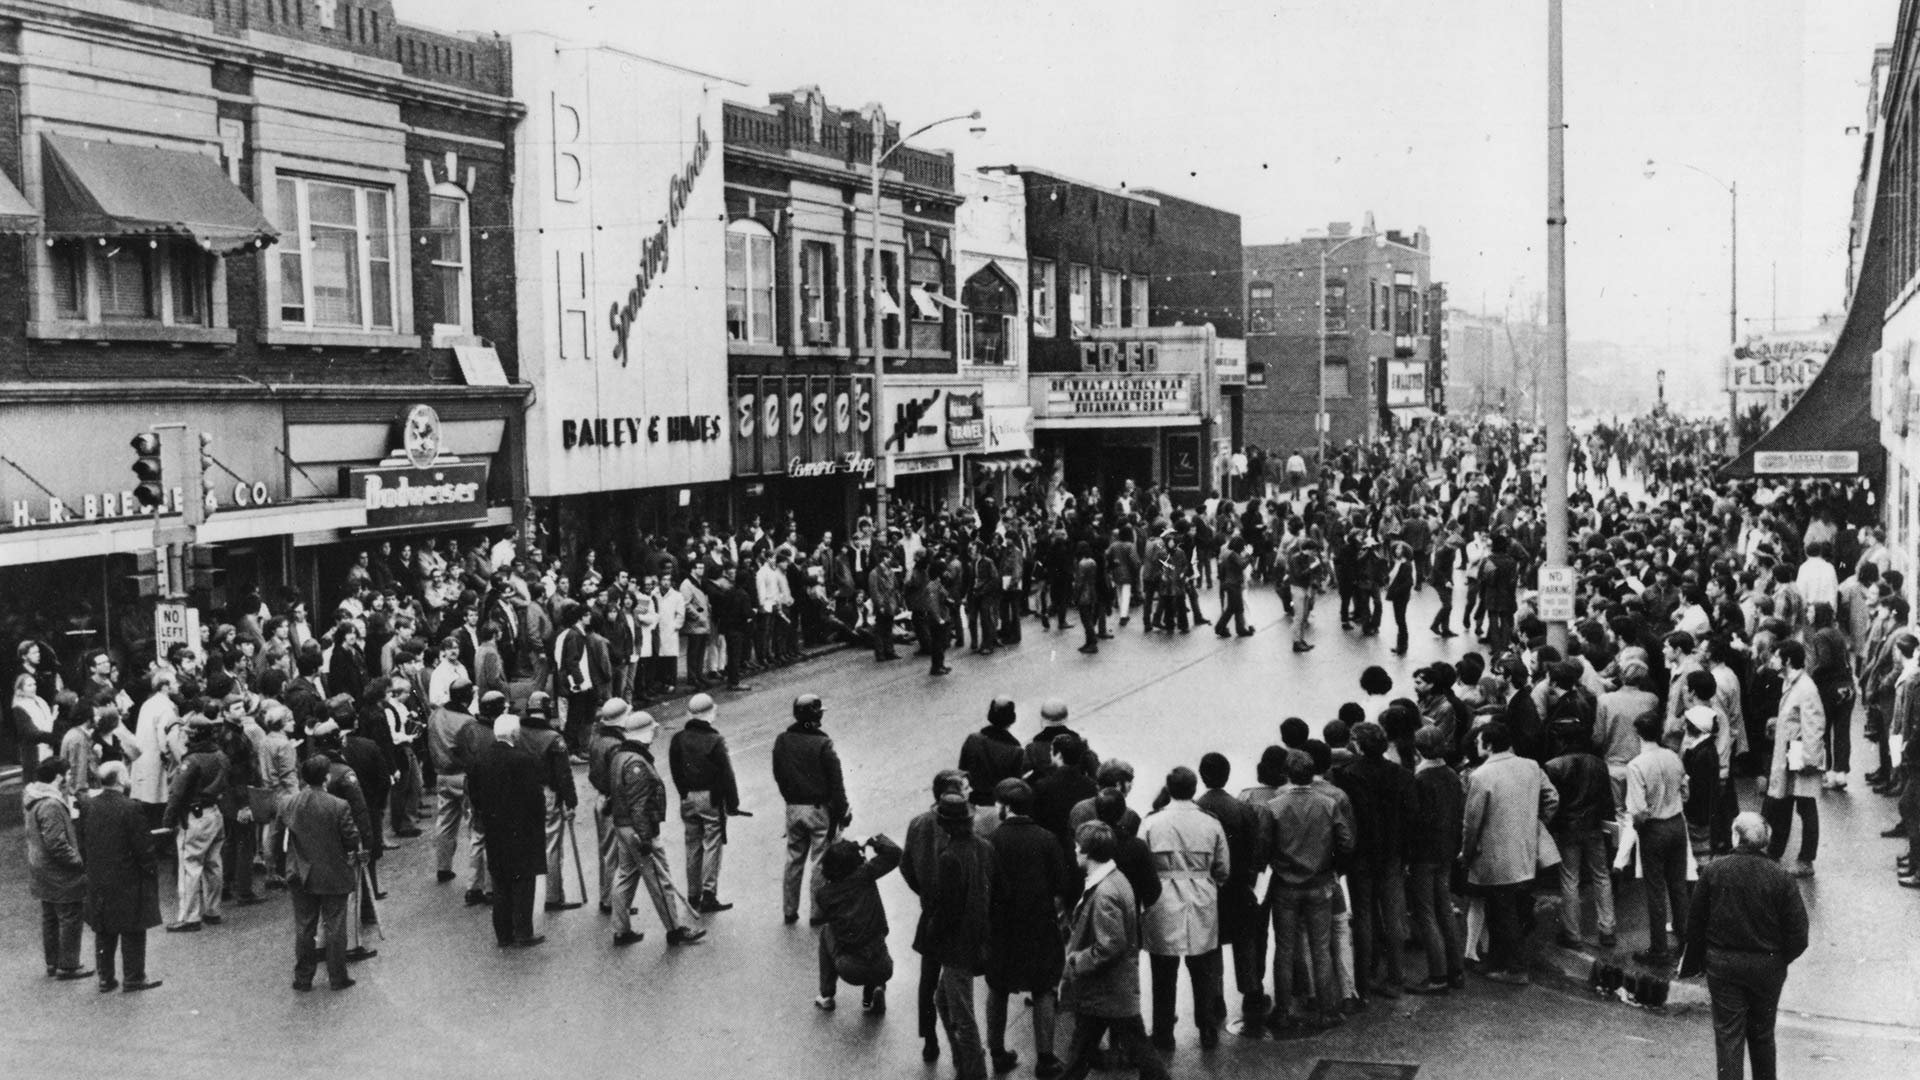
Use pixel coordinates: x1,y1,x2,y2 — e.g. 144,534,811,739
1536,939,1709,1012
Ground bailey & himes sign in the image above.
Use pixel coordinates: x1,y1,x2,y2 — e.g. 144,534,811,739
560,414,723,449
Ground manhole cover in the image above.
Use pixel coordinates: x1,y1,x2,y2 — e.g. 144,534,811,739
1306,1061,1420,1080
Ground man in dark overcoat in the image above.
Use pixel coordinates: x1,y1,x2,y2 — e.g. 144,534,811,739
984,778,1070,1077
466,711,549,947
79,762,163,992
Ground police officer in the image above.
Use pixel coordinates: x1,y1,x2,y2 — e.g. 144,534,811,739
772,694,849,925
669,693,743,914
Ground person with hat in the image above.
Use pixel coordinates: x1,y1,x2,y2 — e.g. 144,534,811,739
588,697,634,914
305,711,379,962
162,705,230,933
669,692,741,914
427,678,487,898
337,695,392,919
1023,699,1095,778
607,707,706,948
520,691,581,913
925,791,994,1080
959,699,1026,805
214,692,266,907
773,694,849,925
466,711,547,948
868,547,904,662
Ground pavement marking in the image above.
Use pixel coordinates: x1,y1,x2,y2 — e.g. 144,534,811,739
1307,1061,1420,1080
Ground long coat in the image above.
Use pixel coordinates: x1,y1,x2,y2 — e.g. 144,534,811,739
984,815,1069,992
279,786,361,895
1138,800,1231,955
466,741,548,881
1460,751,1558,888
1768,669,1828,799
78,789,161,933
24,782,87,903
1061,866,1143,1019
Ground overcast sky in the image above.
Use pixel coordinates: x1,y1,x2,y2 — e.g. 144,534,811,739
417,0,1896,371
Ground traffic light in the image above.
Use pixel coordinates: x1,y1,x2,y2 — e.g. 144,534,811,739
130,546,165,599
131,431,165,509
184,544,220,593
193,431,216,524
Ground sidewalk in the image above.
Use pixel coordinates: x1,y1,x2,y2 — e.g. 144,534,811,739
1527,771,1920,1028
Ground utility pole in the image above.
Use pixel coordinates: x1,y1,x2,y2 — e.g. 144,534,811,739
1542,0,1572,651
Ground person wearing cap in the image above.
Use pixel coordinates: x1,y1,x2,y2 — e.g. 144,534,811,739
608,707,706,948
306,711,379,962
923,791,994,1080
959,699,1025,805
521,692,581,913
162,706,230,933
428,678,487,898
466,712,547,948
902,770,972,1063
669,693,740,915
773,694,848,925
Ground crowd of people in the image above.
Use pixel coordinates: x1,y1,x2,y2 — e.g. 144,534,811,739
12,409,1913,1080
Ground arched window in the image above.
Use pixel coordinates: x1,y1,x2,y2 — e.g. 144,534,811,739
427,182,471,337
907,246,947,353
1248,281,1275,333
962,264,1018,365
726,219,776,344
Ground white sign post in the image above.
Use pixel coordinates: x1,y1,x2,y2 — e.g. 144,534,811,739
155,601,190,657
1538,565,1576,624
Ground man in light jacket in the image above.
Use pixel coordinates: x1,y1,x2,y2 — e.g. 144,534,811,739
1460,719,1559,985
679,562,714,689
1139,766,1230,1051
1763,640,1825,877
1058,821,1169,1080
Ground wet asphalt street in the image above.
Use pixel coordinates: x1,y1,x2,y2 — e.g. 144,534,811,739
5,578,1918,1079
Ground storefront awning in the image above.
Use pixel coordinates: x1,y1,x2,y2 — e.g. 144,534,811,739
1721,166,1885,483
969,452,1038,473
42,133,278,253
0,169,38,235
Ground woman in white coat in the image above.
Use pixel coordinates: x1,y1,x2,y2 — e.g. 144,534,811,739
650,578,685,694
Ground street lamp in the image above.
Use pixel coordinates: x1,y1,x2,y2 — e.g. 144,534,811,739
865,105,982,535
1316,218,1386,466
1645,158,1738,452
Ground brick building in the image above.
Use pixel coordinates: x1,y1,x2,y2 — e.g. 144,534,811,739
1242,223,1436,461
991,166,1242,501
722,87,966,536
0,0,526,668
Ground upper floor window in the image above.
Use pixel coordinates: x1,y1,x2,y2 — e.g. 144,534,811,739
1325,278,1348,332
1098,269,1122,328
1129,275,1149,329
48,239,211,327
1030,258,1056,337
1323,356,1351,399
1069,263,1091,336
276,175,397,331
799,239,839,346
907,247,947,353
962,265,1018,365
1248,282,1275,333
726,219,776,344
862,248,903,350
427,186,470,336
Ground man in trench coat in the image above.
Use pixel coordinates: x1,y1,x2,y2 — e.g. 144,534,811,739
1139,766,1231,1050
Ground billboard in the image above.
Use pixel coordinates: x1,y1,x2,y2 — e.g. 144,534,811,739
1729,332,1834,394
513,35,730,497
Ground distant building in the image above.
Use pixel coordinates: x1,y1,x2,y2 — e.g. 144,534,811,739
1242,224,1434,458
989,166,1242,501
